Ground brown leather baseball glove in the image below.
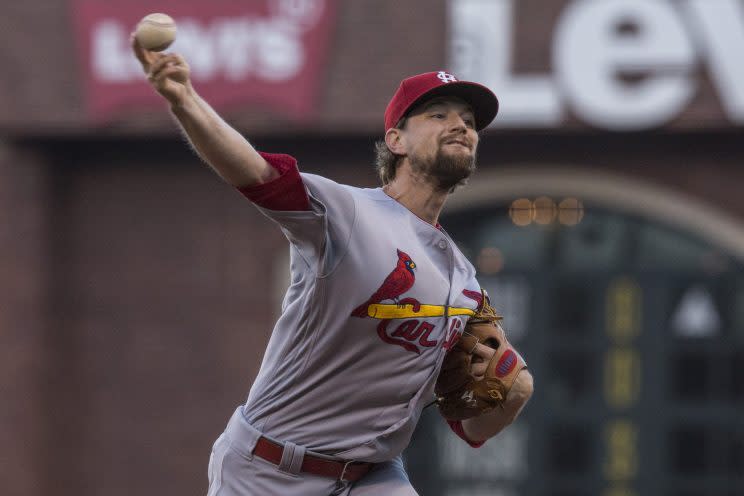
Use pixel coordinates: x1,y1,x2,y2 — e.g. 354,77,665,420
435,294,527,420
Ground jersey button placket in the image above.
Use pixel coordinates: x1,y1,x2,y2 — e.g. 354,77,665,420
437,239,447,250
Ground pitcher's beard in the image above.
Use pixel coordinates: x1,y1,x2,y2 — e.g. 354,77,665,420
410,148,476,192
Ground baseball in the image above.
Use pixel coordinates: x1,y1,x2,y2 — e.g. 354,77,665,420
135,13,177,52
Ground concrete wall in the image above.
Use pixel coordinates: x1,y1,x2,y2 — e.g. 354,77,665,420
0,144,47,495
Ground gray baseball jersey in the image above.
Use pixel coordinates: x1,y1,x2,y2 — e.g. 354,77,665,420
241,173,482,463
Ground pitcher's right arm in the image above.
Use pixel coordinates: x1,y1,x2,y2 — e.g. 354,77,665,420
131,35,277,188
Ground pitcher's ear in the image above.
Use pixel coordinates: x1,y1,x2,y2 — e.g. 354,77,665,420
385,128,404,155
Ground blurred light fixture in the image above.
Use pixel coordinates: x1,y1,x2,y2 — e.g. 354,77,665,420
509,198,534,226
533,196,557,225
559,198,585,226
476,246,504,275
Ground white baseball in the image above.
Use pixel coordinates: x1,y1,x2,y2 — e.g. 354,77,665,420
135,13,177,52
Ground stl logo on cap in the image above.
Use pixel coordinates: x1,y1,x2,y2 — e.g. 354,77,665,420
437,71,458,83
384,70,498,131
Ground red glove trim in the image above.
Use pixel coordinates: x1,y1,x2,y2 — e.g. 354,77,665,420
238,152,311,211
447,420,485,448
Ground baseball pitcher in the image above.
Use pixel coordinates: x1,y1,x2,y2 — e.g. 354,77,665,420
132,33,533,496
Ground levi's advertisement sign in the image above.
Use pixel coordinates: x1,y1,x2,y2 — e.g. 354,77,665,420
71,0,336,121
449,0,744,131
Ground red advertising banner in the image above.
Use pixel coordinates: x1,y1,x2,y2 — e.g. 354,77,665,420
70,0,337,122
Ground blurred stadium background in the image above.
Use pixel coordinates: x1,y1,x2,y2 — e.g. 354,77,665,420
1,0,743,495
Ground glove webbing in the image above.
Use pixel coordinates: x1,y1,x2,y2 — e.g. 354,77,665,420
469,289,503,324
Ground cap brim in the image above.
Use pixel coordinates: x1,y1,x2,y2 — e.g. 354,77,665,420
404,81,499,131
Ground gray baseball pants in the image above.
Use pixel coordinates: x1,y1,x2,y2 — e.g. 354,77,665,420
206,407,419,496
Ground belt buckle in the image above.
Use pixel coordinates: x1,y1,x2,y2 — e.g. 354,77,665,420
339,459,356,482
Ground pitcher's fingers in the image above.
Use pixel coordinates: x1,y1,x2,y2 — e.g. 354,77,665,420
170,53,188,67
151,66,184,86
471,361,489,377
148,54,183,79
472,342,496,361
131,33,155,71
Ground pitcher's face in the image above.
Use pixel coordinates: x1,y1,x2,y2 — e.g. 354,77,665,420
400,97,479,190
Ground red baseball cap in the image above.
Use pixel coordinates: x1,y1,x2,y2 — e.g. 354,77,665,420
384,71,499,132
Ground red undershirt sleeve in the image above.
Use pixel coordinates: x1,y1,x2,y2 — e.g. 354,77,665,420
447,420,485,448
237,152,311,211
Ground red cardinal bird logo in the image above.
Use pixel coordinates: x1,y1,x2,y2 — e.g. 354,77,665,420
351,249,417,318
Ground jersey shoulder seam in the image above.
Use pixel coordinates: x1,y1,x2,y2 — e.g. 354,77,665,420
317,183,358,279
